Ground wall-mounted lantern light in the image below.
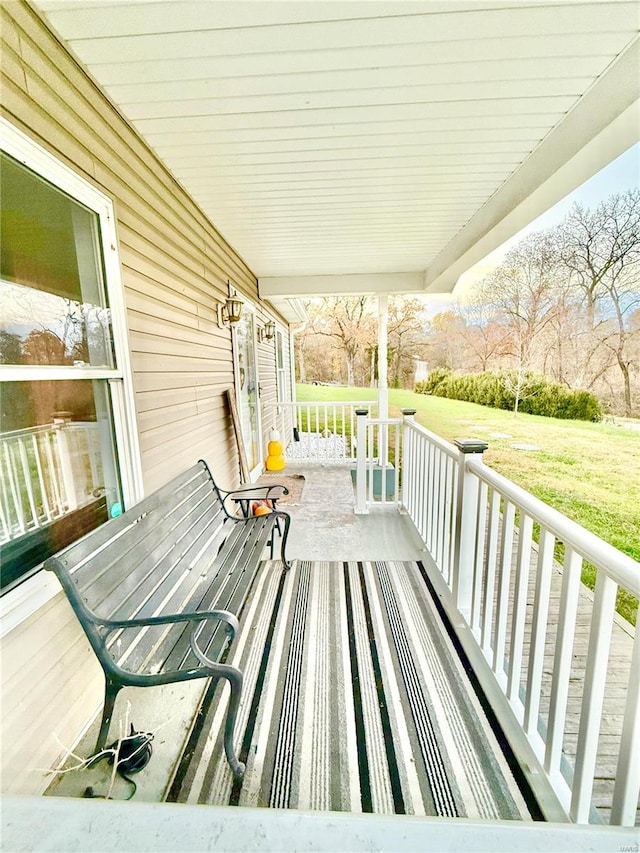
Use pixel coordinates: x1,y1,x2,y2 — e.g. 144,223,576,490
258,319,276,343
217,286,244,328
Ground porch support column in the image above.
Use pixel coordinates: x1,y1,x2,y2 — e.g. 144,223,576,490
378,293,388,465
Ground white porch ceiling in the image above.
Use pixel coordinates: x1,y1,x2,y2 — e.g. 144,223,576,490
35,1,640,294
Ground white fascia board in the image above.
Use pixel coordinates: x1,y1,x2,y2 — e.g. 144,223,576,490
265,295,308,324
424,38,640,294
259,271,424,297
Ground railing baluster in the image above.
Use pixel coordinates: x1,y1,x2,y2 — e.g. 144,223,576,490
0,450,13,539
43,431,63,516
431,444,439,554
545,546,583,775
524,528,555,737
570,570,617,823
452,461,460,572
86,426,101,495
471,480,488,635
493,498,516,677
507,513,534,704
419,434,427,539
438,450,447,570
18,438,39,531
426,442,434,549
433,449,441,567
443,457,451,581
415,434,422,539
393,423,402,507
481,488,501,653
403,423,413,522
367,422,374,506
610,623,640,826
4,443,25,535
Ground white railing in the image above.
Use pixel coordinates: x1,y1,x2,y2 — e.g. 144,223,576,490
400,416,460,582
354,411,402,513
0,421,103,543
263,400,377,464
400,413,640,827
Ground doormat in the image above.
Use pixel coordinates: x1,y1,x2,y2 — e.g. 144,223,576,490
256,473,305,506
167,560,533,820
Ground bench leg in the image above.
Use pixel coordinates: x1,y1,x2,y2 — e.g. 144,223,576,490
222,666,245,780
277,512,292,570
94,679,122,754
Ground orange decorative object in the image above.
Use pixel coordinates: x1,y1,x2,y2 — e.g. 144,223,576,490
251,500,273,516
265,428,286,471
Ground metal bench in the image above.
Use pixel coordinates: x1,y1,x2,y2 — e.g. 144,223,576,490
44,459,291,780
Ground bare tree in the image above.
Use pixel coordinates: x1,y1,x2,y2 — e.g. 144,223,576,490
455,298,511,371
478,231,565,414
558,190,640,414
387,297,427,388
424,310,470,371
313,297,375,386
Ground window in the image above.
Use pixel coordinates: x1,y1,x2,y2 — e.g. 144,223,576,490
0,123,141,594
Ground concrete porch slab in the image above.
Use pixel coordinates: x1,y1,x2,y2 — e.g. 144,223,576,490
264,464,427,562
45,681,206,803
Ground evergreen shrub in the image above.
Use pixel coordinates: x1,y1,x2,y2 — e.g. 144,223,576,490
414,370,602,421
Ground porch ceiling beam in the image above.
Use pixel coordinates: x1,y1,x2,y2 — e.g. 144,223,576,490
259,271,424,298
424,39,640,294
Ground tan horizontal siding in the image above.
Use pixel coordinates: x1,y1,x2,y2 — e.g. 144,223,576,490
0,1,292,796
0,593,104,795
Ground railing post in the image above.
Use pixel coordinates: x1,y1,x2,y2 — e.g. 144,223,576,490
354,408,369,515
452,439,488,621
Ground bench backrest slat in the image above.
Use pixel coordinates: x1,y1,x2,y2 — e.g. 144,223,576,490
57,465,206,572
117,516,275,675
86,490,226,622
70,470,217,600
164,516,273,671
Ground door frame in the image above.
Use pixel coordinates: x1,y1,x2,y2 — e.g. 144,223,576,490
231,299,263,482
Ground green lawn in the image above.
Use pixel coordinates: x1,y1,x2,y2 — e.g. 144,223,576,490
296,384,640,623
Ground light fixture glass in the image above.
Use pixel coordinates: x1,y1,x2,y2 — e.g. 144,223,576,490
225,295,243,323
258,319,276,342
217,290,244,327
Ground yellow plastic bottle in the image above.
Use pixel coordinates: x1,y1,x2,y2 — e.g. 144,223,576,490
265,428,286,471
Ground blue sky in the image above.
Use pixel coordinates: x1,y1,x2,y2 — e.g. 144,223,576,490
443,142,640,305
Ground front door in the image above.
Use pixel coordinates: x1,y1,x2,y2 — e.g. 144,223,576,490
232,308,261,479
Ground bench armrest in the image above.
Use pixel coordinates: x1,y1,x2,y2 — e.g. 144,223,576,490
93,608,240,636
223,483,289,500
220,484,289,517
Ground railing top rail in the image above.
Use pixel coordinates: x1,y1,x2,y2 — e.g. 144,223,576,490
265,400,378,408
404,419,459,461
366,417,403,426
466,456,640,595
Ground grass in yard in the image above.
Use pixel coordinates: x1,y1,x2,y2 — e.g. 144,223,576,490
296,384,640,623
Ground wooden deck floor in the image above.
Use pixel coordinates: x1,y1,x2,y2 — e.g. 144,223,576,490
536,560,637,824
